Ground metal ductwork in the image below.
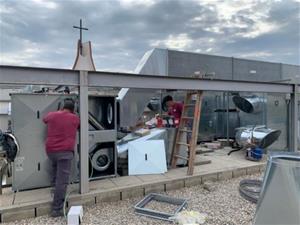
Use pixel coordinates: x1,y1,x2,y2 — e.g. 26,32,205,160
232,95,265,114
254,152,300,225
118,49,168,128
235,126,281,149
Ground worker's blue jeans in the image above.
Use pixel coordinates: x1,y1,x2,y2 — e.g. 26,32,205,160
47,151,74,212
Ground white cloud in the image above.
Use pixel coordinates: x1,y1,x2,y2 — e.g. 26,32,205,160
0,4,14,14
203,26,223,34
31,0,58,9
239,21,279,38
0,0,299,71
0,39,47,66
119,0,155,8
151,33,193,50
198,0,280,38
214,1,256,20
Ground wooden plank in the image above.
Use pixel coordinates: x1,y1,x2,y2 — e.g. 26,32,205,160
196,148,214,154
170,91,191,168
176,142,190,147
175,154,189,161
194,159,212,166
171,90,208,175
179,129,193,133
187,90,203,175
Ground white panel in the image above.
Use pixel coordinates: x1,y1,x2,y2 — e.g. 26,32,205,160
0,102,9,114
128,140,167,175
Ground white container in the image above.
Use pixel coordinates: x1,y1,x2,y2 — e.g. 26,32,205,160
68,206,83,225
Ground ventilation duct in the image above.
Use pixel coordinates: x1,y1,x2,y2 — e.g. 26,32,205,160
253,152,300,225
235,126,281,149
232,95,265,114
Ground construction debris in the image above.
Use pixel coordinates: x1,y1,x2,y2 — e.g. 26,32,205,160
203,181,216,192
134,128,151,137
171,210,207,225
203,142,221,150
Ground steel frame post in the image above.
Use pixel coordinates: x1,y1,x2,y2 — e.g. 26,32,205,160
226,91,230,143
290,84,299,152
79,71,89,193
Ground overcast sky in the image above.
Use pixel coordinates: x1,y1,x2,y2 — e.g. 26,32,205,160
0,0,299,72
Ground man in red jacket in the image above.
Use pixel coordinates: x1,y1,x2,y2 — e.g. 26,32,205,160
43,98,80,217
163,95,183,127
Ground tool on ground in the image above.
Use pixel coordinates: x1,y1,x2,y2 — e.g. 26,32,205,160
171,91,203,175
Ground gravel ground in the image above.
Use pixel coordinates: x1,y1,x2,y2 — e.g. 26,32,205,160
2,173,262,225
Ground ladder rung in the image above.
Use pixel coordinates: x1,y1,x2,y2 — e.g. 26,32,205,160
184,104,195,107
181,117,194,120
179,129,193,133
175,154,189,161
176,142,190,147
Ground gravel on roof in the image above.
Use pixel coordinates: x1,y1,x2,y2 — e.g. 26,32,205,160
2,173,262,225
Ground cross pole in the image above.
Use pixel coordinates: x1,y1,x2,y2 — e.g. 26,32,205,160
73,19,88,55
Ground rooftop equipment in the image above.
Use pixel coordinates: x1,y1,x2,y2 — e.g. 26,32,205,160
253,152,300,225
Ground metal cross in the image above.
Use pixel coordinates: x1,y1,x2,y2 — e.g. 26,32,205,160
73,19,88,55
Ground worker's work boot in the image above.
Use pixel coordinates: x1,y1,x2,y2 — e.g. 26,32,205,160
51,210,64,218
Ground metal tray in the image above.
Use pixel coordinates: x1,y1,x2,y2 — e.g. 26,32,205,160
134,193,188,221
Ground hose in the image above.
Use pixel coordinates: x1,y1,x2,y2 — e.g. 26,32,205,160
63,185,78,218
227,147,242,155
239,179,262,203
63,154,94,218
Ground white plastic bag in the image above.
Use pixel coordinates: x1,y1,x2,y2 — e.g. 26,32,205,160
170,210,207,225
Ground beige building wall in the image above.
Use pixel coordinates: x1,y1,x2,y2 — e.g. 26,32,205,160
0,115,9,131
0,89,11,131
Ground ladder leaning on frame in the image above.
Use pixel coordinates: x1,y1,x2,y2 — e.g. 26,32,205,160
170,90,203,175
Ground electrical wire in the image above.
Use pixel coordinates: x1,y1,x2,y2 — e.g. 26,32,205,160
89,154,94,179
12,190,17,205
63,183,79,218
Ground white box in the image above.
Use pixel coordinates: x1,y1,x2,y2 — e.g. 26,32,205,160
68,206,83,225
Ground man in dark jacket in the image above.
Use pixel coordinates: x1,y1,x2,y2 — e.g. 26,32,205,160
43,99,80,217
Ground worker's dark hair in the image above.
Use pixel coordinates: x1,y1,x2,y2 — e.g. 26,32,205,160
163,95,173,103
63,98,75,112
161,95,173,112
